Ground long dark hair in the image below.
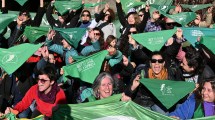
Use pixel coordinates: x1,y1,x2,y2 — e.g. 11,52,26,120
86,27,105,50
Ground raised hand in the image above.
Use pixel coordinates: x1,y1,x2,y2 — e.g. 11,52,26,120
131,74,141,91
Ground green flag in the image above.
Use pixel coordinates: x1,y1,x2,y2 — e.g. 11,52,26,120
120,0,145,13
54,27,86,49
84,2,106,8
201,36,215,54
0,43,42,74
54,1,82,15
181,27,215,47
164,12,196,26
23,26,50,43
131,29,177,51
52,94,175,120
140,78,195,109
15,0,28,6
63,50,108,83
181,4,212,12
0,14,17,33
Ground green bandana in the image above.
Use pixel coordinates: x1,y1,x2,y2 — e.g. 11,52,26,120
63,50,108,83
131,29,177,51
0,43,42,74
23,26,49,43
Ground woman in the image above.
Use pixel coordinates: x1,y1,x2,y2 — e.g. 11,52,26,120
126,51,180,115
3,66,67,119
169,76,215,119
80,27,105,56
95,1,116,40
91,72,131,101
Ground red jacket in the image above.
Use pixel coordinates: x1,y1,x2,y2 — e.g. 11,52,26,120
14,84,67,117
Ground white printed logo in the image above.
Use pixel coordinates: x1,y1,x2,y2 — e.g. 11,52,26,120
148,37,164,45
191,30,204,36
2,53,18,64
76,59,95,72
126,2,134,8
160,84,174,96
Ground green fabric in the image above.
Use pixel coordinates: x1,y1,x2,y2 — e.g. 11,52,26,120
84,2,106,8
54,27,86,49
192,116,215,120
0,14,17,33
88,95,97,102
63,50,108,83
23,26,49,43
193,103,204,119
148,0,173,16
15,0,28,6
0,43,42,74
120,0,145,13
52,94,175,120
54,1,82,15
181,4,212,12
140,78,195,109
150,4,171,14
181,27,215,47
163,12,196,26
201,36,215,54
3,113,44,120
131,29,177,51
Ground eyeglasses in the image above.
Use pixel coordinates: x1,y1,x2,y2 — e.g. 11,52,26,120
81,14,90,17
151,59,164,63
105,14,110,16
139,14,144,17
94,33,101,36
37,78,50,84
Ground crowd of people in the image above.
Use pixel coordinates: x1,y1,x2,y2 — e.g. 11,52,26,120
0,0,215,119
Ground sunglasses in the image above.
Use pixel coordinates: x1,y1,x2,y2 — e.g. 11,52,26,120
37,78,50,84
139,14,144,17
94,33,101,36
81,14,90,17
166,22,177,26
153,11,160,14
128,31,137,35
151,59,164,63
105,14,110,16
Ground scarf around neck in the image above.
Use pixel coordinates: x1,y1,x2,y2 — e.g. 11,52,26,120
38,83,60,104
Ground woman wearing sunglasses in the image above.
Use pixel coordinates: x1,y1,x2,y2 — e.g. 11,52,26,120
3,66,67,119
94,0,116,40
125,51,180,115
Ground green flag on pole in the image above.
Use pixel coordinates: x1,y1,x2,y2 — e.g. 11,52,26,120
15,0,28,6
131,29,177,51
23,26,50,43
181,4,212,12
54,1,82,15
140,78,195,109
201,36,215,54
63,50,108,83
54,27,86,49
120,0,145,13
163,12,196,26
84,2,106,8
0,14,17,33
0,43,42,74
52,94,175,120
181,27,215,47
